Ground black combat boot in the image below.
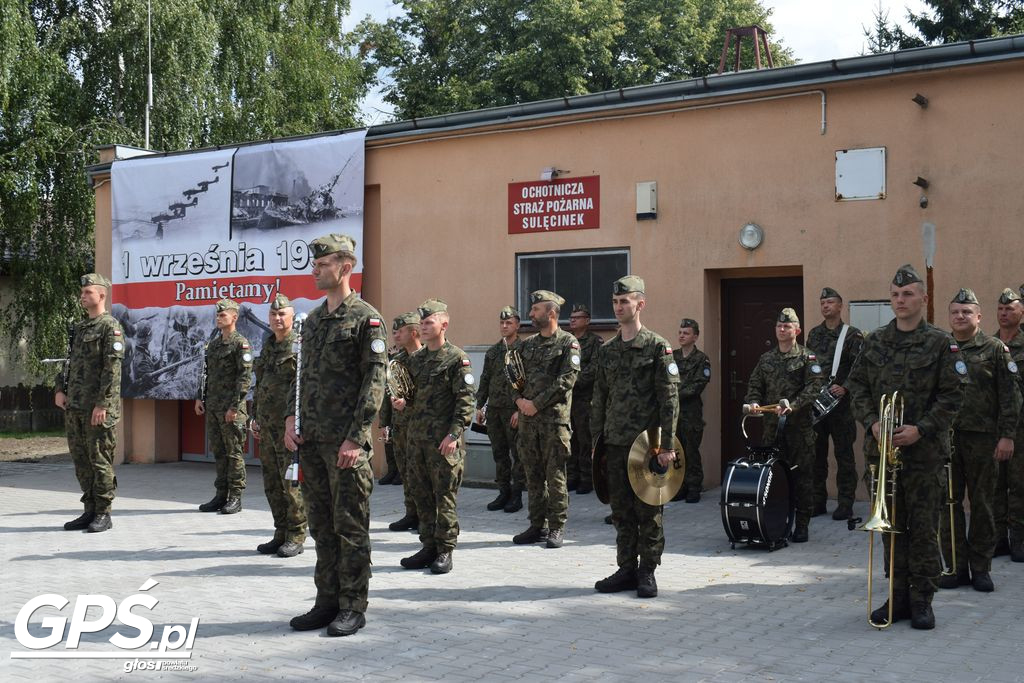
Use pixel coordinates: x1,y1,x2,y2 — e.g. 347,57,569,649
811,501,827,517
938,568,971,589
604,514,613,525
199,494,227,512
576,480,593,495
685,490,701,504
546,528,564,548
994,536,1010,557
290,605,337,631
388,514,418,531
379,470,396,485
636,567,658,598
910,599,935,630
64,509,95,531
400,546,437,569
832,502,853,520
566,477,579,492
595,564,638,593
1011,537,1024,563
219,497,242,514
512,526,549,544
430,551,453,574
326,609,366,637
390,471,403,485
672,486,688,502
257,539,284,554
87,513,112,533
791,522,809,543
487,489,510,511
277,541,304,558
870,589,910,626
503,489,524,513
971,570,994,592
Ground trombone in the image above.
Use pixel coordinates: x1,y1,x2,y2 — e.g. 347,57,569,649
859,391,904,629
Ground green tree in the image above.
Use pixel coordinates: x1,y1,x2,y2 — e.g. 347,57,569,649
908,1,1024,43
862,1,925,53
360,0,793,120
0,0,369,377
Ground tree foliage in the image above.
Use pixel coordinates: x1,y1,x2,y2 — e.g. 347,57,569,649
359,0,794,120
0,0,369,377
863,0,1024,53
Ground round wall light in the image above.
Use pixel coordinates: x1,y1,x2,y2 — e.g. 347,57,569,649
738,222,764,250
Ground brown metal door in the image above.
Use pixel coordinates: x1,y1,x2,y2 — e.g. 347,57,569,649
720,277,803,476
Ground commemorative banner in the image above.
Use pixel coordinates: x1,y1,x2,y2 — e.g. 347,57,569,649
110,130,366,399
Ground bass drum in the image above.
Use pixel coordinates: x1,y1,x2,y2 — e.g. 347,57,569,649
720,457,794,551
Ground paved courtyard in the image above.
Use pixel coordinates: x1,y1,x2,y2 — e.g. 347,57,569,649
2,460,1022,681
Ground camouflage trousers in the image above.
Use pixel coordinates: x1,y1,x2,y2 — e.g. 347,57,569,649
392,428,418,518
873,459,944,599
567,398,593,485
993,426,1024,541
487,406,524,492
764,417,815,526
259,423,307,544
813,403,859,507
517,421,570,530
65,410,117,514
206,410,247,497
407,437,464,553
300,440,373,613
676,415,705,493
941,430,999,572
384,438,398,475
605,443,664,569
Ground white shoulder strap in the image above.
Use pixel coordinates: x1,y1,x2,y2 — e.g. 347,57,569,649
831,324,849,379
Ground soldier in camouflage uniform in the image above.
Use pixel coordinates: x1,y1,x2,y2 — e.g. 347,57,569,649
251,294,307,558
847,264,966,630
673,318,710,504
55,273,124,533
806,287,864,520
284,234,387,637
938,288,1020,592
993,287,1024,562
397,299,476,575
591,276,679,598
475,306,526,512
195,298,252,515
745,307,825,543
567,303,602,495
380,312,422,531
510,291,580,548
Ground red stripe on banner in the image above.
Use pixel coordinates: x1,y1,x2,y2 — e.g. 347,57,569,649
112,273,363,308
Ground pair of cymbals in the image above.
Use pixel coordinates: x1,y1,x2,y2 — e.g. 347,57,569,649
593,429,686,506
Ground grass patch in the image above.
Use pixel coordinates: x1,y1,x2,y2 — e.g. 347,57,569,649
1,430,66,439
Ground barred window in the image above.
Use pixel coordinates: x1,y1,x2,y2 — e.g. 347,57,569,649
516,248,629,324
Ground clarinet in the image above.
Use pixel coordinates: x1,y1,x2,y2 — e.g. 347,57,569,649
287,313,308,488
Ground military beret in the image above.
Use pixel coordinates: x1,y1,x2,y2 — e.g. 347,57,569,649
269,293,292,310
777,307,800,325
216,298,240,313
393,311,421,330
998,288,1021,305
309,233,356,259
571,303,591,316
612,275,645,295
892,264,923,287
80,273,111,288
680,318,700,334
951,287,979,305
417,298,448,319
820,287,842,300
530,290,565,306
499,305,520,320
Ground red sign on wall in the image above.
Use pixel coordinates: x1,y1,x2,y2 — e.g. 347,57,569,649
508,175,600,234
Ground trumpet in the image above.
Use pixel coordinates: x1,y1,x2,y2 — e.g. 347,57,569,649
503,339,526,392
859,391,904,629
386,358,415,401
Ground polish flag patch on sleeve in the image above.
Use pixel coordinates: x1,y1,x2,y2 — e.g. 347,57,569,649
807,353,817,361
369,318,382,327
950,343,959,353
113,330,121,336
462,358,471,366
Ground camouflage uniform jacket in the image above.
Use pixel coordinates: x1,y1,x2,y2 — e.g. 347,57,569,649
571,331,603,401
405,341,476,445
476,338,519,410
200,330,253,413
996,327,1024,432
60,312,124,421
591,327,680,447
806,321,864,389
379,347,413,431
673,347,711,424
252,330,296,426
287,293,388,449
953,330,1020,438
847,319,966,464
745,343,825,425
516,328,580,425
